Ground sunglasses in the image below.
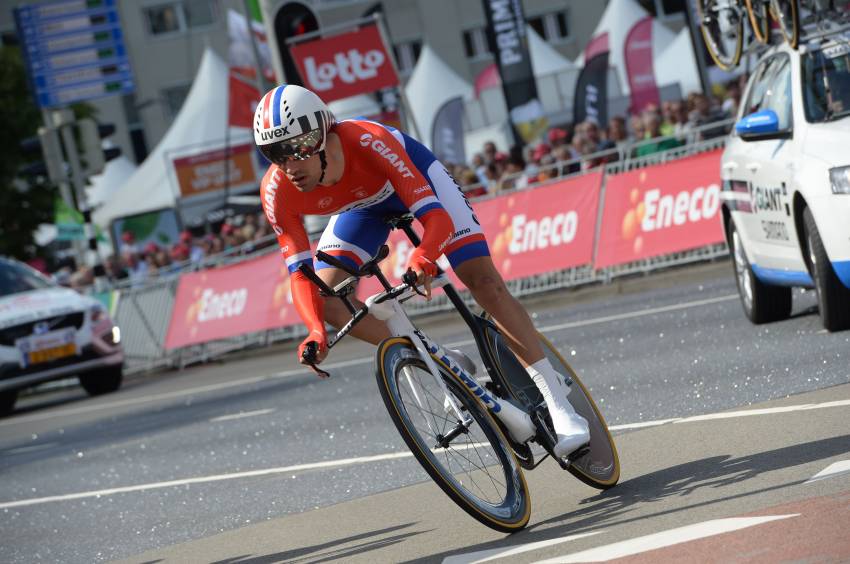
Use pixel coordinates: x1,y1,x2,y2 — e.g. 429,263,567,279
260,129,324,165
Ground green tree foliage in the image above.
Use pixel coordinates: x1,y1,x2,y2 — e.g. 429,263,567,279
0,45,58,261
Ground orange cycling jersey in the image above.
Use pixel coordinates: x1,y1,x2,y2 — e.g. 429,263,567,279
259,119,454,335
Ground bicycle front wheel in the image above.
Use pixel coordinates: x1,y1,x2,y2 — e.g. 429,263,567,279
697,0,744,70
539,333,620,489
375,337,530,532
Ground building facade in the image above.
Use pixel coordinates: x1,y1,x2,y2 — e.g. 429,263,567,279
3,0,686,166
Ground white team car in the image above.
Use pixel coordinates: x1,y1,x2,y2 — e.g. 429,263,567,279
721,30,850,332
0,257,124,415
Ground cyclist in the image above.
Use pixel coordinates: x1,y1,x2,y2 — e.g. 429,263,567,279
254,84,589,458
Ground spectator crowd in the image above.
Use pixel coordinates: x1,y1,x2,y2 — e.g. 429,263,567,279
47,81,743,292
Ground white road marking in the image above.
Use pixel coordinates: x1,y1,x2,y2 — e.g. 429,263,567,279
533,515,799,563
3,442,58,455
805,460,850,484
0,293,737,427
608,418,681,431
442,531,603,564
210,409,276,422
0,451,416,510
0,441,494,510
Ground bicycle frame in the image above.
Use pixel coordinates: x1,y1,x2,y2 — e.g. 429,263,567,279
363,278,537,444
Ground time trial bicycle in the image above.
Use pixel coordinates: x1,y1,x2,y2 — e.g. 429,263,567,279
297,215,619,532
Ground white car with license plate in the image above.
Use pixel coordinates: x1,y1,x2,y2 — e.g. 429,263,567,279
0,257,124,415
720,31,850,331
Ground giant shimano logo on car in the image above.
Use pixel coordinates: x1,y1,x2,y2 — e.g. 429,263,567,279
359,133,415,178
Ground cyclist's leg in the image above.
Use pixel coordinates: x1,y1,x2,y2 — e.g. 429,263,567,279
429,163,590,457
314,213,393,345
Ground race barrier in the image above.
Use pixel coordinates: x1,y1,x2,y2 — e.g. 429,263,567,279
109,138,730,375
595,150,724,268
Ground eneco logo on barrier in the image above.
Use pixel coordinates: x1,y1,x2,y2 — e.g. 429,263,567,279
304,49,386,91
197,288,248,322
509,212,578,254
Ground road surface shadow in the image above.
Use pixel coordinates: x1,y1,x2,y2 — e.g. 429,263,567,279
202,522,427,564
415,434,850,564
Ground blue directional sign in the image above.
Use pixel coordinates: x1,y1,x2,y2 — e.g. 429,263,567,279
14,0,135,108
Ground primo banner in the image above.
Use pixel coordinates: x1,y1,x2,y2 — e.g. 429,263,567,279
481,0,547,143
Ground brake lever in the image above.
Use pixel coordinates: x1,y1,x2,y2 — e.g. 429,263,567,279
403,269,427,298
301,342,330,379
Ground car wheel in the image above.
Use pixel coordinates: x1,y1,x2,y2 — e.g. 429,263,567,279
0,390,18,417
803,207,850,332
79,365,123,396
729,220,792,323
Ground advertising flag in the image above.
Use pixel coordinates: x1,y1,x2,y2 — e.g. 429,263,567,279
624,16,660,114
481,0,547,143
574,51,609,126
431,97,467,166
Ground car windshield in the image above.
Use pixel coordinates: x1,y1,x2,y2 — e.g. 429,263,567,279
802,39,850,123
0,260,54,297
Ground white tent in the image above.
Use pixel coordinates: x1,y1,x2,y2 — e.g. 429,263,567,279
581,0,677,95
85,155,137,208
528,26,575,76
93,47,253,229
404,45,474,142
328,94,381,121
655,28,702,97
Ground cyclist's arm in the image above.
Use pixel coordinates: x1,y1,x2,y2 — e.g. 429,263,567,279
260,172,324,336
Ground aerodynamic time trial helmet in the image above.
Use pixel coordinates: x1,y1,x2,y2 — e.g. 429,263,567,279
253,84,335,165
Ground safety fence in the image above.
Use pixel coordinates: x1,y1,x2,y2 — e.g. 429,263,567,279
111,134,731,376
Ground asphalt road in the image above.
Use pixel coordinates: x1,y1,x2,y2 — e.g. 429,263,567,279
1,260,848,563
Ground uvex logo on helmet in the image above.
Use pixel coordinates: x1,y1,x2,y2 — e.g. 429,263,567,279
259,128,288,143
359,133,415,178
304,49,386,91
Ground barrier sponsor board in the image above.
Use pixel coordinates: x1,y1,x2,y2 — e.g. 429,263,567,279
290,24,398,103
594,150,724,269
165,252,300,349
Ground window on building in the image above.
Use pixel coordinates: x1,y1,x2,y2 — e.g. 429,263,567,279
462,27,491,60
144,1,218,36
162,83,191,117
393,40,422,75
527,10,570,42
637,0,686,18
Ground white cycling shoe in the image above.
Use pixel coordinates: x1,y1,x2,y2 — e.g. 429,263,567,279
528,361,590,459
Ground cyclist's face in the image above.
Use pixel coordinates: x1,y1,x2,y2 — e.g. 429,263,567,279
281,153,321,192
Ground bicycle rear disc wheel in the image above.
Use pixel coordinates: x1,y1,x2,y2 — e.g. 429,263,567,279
745,0,771,43
375,337,530,532
697,0,744,70
771,0,799,48
539,333,620,489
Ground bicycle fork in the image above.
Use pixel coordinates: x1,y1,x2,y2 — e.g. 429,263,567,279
367,294,537,445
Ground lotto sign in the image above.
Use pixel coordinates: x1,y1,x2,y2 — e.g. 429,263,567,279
165,253,302,349
290,24,398,103
594,150,725,269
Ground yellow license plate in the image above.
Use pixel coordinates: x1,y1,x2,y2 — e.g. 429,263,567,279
29,343,76,364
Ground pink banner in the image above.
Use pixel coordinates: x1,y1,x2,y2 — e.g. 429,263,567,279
165,253,301,350
594,150,725,269
624,16,660,114
584,32,609,63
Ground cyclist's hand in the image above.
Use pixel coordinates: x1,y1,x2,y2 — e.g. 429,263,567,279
298,329,328,366
407,248,437,300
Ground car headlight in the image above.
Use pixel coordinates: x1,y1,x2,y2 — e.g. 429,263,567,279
90,303,107,322
830,166,850,194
